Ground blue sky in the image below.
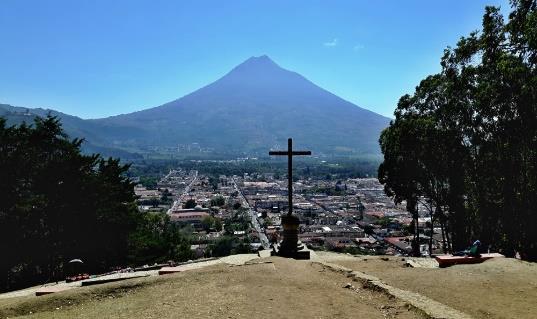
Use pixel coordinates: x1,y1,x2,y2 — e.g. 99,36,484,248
0,0,509,119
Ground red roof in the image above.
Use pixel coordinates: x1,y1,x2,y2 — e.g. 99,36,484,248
169,212,210,221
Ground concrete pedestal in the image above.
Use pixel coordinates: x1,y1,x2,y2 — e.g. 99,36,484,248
271,215,310,260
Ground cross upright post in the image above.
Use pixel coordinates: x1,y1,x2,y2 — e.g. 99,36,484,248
269,138,311,259
288,138,292,216
269,138,311,216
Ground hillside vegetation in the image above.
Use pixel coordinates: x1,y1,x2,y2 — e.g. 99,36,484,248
379,0,537,260
0,117,193,292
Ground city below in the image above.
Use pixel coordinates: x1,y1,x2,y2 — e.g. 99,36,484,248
134,168,435,259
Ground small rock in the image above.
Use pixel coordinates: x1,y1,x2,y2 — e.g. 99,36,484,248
343,283,354,289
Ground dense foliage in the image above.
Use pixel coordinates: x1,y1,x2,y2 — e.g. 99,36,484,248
128,212,194,265
128,157,380,183
379,0,537,260
0,116,191,292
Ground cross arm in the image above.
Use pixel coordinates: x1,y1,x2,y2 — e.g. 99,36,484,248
291,151,311,155
268,151,311,156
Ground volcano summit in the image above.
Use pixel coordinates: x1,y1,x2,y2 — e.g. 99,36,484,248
2,56,390,157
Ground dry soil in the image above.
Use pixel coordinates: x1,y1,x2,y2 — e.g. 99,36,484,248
0,257,422,319
326,255,537,319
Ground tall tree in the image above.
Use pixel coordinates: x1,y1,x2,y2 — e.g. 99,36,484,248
0,116,139,291
379,0,537,260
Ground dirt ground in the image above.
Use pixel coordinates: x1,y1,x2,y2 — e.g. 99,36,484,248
0,257,422,319
327,255,537,319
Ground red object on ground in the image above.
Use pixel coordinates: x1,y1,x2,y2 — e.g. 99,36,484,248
435,253,505,268
35,285,76,296
65,273,90,283
158,267,183,275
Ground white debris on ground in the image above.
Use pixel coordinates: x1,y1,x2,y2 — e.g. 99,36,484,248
405,258,439,268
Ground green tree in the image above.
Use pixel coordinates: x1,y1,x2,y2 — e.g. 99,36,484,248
183,199,197,209
378,118,423,256
379,0,537,260
127,212,194,265
201,215,215,232
232,202,242,210
214,218,223,232
210,195,225,207
208,236,234,257
139,176,158,189
0,116,139,291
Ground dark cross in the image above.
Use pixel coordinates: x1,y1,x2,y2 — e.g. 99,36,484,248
269,138,311,216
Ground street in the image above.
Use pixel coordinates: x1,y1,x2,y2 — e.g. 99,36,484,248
232,177,270,249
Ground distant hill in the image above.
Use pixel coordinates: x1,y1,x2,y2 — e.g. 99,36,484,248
0,104,142,159
1,56,390,158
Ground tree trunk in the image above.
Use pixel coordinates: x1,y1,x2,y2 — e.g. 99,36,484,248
445,217,452,253
429,215,434,257
414,212,420,257
440,215,447,254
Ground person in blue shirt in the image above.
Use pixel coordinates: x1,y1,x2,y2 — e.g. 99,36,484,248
453,240,482,257
467,240,482,257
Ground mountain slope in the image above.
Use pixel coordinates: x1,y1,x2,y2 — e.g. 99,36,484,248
0,104,143,159
94,55,390,155
2,56,390,157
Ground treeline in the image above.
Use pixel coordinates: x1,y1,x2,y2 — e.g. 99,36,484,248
129,157,379,186
0,117,192,292
379,1,537,260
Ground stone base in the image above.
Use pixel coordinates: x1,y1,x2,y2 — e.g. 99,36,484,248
271,244,310,260
270,214,310,260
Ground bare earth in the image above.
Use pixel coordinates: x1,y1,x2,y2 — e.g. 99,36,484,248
322,254,537,319
2,253,536,319
0,257,421,319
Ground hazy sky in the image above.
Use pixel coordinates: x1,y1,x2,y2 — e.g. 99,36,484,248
0,0,509,119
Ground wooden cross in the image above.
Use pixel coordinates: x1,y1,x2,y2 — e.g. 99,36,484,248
269,138,311,216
